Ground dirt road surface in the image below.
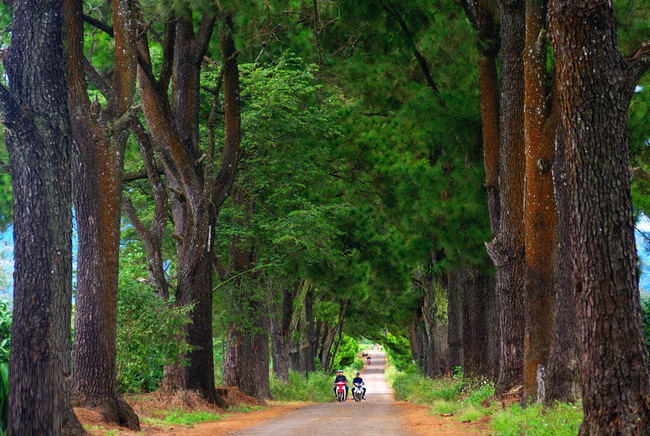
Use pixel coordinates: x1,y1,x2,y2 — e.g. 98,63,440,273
229,350,404,435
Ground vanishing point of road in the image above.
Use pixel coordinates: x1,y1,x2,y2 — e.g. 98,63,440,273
229,350,406,435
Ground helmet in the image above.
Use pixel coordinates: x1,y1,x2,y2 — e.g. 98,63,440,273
336,370,342,373
356,372,360,375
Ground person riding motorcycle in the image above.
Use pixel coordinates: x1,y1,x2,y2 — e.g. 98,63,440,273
352,371,366,400
367,355,371,365
333,370,349,400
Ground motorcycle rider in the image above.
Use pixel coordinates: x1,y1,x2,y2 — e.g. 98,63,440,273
352,371,366,400
367,355,371,365
333,370,349,400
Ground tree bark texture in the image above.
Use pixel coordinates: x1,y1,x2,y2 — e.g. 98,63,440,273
550,0,650,433
1,0,82,432
65,0,139,429
461,267,496,378
544,125,581,404
270,286,294,382
487,0,526,397
522,0,558,404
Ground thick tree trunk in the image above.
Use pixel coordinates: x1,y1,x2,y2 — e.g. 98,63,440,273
223,287,271,399
65,0,139,428
487,0,526,397
1,0,82,432
522,0,557,404
550,1,650,433
544,125,581,404
462,267,496,378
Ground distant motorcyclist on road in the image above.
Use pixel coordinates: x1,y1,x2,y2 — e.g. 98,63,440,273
352,371,366,400
367,355,371,365
333,370,349,400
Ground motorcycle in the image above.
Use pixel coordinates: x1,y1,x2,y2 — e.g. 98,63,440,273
353,382,364,402
335,381,347,402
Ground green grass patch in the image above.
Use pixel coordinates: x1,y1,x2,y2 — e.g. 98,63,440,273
430,399,461,415
386,367,464,403
491,401,582,436
456,405,485,422
163,408,223,426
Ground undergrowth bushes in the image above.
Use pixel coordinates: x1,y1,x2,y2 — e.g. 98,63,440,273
387,363,582,435
270,370,332,402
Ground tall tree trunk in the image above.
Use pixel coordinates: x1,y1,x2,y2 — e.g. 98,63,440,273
328,324,345,373
222,188,271,399
544,125,581,404
320,323,335,371
447,269,463,373
422,270,446,377
408,313,426,373
65,0,139,428
522,0,557,404
462,267,496,378
223,282,271,399
1,0,82,432
550,1,650,432
270,286,293,382
460,0,502,386
486,0,526,397
320,300,348,371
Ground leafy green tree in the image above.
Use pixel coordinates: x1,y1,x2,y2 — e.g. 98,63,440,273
116,249,193,393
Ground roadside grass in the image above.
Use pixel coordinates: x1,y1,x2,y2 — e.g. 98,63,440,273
270,370,333,403
491,401,582,436
386,363,583,435
162,408,224,426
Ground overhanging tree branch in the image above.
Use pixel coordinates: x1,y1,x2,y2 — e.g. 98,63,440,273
380,1,439,94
